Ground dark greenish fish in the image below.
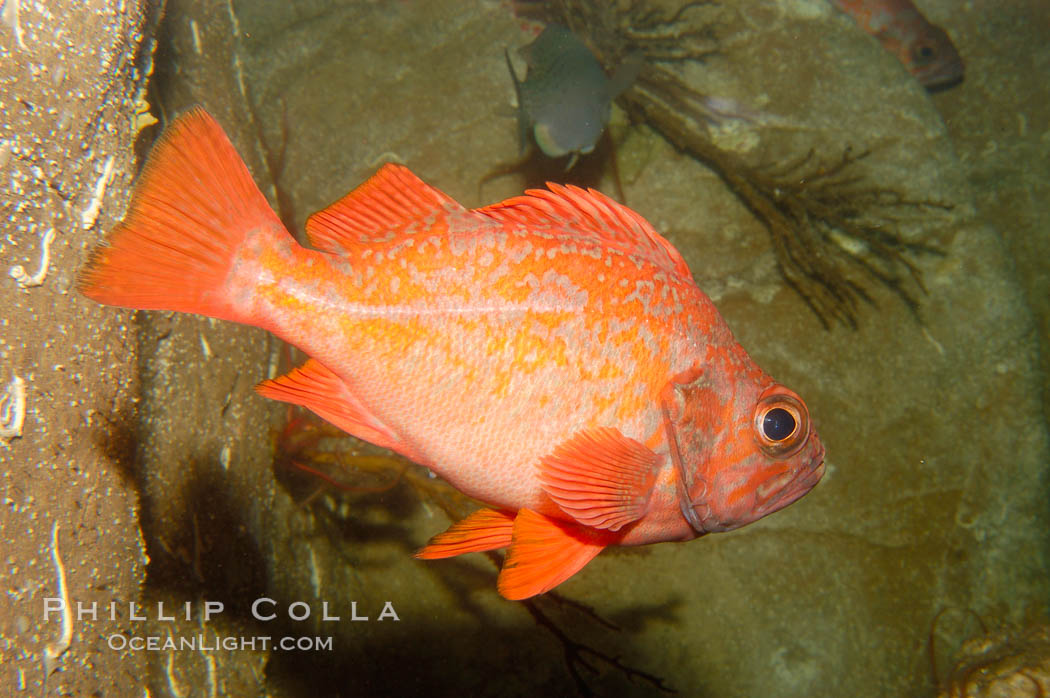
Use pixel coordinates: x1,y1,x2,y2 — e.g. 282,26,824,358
506,24,643,169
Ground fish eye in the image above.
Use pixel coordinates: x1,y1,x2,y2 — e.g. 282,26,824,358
753,387,810,459
913,44,937,65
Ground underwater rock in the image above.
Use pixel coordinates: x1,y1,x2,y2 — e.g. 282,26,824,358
0,0,160,695
940,624,1050,697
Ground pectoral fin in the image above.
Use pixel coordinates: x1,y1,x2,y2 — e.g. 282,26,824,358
415,508,515,559
538,427,659,531
497,509,615,600
504,47,530,156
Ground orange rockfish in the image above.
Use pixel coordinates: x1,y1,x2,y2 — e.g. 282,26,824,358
829,0,964,90
79,108,825,600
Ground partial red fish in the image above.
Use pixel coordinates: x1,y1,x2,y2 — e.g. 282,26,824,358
829,0,964,90
79,109,825,600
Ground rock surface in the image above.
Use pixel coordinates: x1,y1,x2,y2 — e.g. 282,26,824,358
0,0,157,695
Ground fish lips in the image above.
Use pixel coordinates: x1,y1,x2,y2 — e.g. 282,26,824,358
756,446,826,515
691,439,826,534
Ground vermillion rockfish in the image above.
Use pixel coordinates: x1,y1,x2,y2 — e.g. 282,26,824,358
79,108,825,600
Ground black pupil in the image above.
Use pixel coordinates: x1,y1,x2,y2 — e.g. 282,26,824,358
914,45,936,63
763,408,796,442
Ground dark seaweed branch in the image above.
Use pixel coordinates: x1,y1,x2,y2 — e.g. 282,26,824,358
526,0,951,327
516,0,718,66
275,413,676,695
522,592,677,696
615,0,718,62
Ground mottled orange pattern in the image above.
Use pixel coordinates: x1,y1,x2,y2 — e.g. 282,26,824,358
80,108,824,599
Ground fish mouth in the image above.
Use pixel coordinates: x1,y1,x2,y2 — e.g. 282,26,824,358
922,71,964,93
756,448,826,514
688,447,826,534
915,56,965,91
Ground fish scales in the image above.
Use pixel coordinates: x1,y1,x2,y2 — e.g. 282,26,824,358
80,109,824,599
237,208,713,510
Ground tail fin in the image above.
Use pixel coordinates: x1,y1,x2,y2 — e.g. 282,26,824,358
78,107,285,320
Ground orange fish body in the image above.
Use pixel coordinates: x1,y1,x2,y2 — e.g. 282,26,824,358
80,109,825,599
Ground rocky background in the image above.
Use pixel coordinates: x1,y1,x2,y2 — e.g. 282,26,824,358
0,0,1047,696
0,0,157,695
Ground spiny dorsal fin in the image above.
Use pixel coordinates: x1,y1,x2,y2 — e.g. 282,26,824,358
475,184,692,279
305,164,465,255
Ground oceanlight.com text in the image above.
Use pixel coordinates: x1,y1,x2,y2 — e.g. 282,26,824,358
107,633,334,652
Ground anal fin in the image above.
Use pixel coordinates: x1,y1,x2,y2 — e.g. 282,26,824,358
415,509,515,560
256,359,423,462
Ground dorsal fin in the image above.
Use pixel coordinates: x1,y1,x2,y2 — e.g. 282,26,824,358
305,164,465,255
475,184,692,279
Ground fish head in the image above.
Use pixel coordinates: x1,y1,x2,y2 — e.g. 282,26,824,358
662,365,825,535
904,24,965,90
531,100,609,160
